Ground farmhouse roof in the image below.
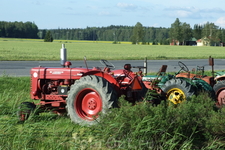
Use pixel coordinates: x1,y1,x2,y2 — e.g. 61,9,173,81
196,39,201,43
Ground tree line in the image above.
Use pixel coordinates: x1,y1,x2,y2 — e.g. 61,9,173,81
41,25,170,44
0,21,38,38
170,18,225,46
0,19,225,45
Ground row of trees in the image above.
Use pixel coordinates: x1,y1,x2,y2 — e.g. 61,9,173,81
0,21,38,38
41,25,170,44
170,18,225,45
0,19,225,45
35,20,225,45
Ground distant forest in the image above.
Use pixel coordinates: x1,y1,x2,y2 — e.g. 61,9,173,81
0,20,225,45
46,25,170,45
0,21,39,39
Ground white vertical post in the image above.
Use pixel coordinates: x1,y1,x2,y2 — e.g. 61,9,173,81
144,57,147,75
60,44,67,66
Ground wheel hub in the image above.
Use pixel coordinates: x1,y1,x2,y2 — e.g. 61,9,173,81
80,91,102,117
87,99,97,110
167,88,185,104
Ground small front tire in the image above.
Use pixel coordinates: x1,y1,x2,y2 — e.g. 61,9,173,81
17,102,36,121
160,78,195,104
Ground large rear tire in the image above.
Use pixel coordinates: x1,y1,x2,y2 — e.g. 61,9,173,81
66,75,118,126
213,80,225,107
160,78,195,104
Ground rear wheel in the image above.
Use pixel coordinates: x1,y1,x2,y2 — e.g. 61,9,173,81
66,75,118,126
213,81,225,107
160,78,195,104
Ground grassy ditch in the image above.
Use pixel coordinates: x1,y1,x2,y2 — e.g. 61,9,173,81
1,76,225,149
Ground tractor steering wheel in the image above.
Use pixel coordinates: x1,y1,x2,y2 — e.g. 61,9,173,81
100,59,115,69
178,61,189,72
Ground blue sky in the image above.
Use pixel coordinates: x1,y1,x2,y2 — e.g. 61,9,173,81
1,0,225,29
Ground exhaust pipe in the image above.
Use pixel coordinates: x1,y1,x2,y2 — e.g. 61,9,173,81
60,44,67,67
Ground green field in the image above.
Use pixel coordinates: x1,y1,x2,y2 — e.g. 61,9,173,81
0,38,225,61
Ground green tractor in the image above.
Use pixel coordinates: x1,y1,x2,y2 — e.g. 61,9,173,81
142,59,215,105
188,56,225,108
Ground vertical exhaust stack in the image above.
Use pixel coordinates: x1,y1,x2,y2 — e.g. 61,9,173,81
209,56,214,78
60,44,67,67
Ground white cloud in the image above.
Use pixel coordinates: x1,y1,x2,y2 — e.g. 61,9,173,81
66,7,73,10
116,3,137,11
164,6,225,20
215,17,225,28
98,11,110,16
165,6,199,18
176,10,192,18
200,8,225,14
87,5,98,10
150,23,159,27
117,3,135,8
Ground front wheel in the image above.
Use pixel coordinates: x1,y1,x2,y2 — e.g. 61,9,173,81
213,81,225,107
66,75,118,126
160,78,195,104
17,102,36,121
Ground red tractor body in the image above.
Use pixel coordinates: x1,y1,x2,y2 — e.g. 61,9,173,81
30,66,143,101
24,55,145,125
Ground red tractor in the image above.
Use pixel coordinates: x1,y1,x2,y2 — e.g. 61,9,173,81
18,44,148,125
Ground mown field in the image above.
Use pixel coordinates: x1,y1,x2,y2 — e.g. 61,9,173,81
0,38,225,61
1,76,225,149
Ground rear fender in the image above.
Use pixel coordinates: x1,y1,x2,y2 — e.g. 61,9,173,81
82,70,120,89
215,75,225,81
177,77,214,92
193,78,215,95
129,76,144,91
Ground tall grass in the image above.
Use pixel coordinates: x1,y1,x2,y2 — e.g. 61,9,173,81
0,38,225,61
89,95,225,149
1,76,225,149
0,76,79,149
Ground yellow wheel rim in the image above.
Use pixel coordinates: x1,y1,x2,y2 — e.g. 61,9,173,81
167,88,186,104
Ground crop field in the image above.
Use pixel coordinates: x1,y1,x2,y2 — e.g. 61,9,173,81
1,76,225,149
0,38,225,61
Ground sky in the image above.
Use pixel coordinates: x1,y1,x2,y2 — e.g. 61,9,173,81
1,0,225,29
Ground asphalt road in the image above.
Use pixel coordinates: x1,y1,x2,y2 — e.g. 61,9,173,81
1,59,225,77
